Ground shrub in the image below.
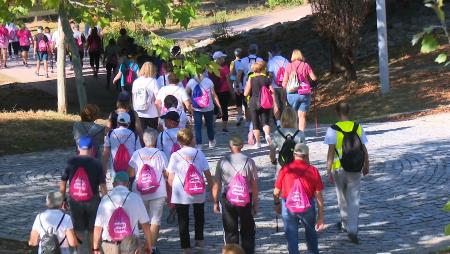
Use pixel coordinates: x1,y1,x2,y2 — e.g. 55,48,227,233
267,0,304,8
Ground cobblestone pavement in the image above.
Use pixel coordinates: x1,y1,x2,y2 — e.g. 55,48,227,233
1,113,449,253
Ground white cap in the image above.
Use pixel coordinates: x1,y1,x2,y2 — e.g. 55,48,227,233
213,51,227,60
117,112,131,125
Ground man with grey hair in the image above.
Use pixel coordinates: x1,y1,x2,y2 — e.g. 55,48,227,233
128,128,168,254
29,192,78,253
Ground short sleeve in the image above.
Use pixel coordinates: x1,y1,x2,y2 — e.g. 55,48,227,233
166,154,178,174
61,163,71,181
31,214,41,232
248,159,258,180
313,167,324,192
156,133,163,150
149,80,159,99
129,151,138,170
134,136,142,150
156,87,164,101
94,198,107,227
197,152,210,172
159,151,169,169
63,216,74,230
303,62,313,76
323,127,337,145
179,88,189,102
97,161,107,184
135,196,150,224
360,128,368,144
267,60,275,73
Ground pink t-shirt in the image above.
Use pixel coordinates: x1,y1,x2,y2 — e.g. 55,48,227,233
0,26,9,48
17,29,32,46
217,65,231,93
284,60,313,88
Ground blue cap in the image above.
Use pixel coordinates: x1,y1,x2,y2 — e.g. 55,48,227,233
114,172,130,183
78,136,93,150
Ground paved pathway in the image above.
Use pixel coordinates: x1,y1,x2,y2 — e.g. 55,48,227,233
1,113,449,253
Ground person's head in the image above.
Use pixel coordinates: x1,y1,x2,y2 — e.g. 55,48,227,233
70,21,75,29
270,44,282,55
108,38,116,46
117,91,131,109
143,128,158,148
171,45,181,58
229,136,243,153
44,27,50,34
234,48,243,59
91,26,98,36
222,244,245,254
78,136,93,156
46,192,64,209
291,49,305,62
119,235,140,254
138,62,157,78
164,95,178,109
161,111,180,129
113,172,130,188
293,143,309,160
280,107,298,128
213,51,227,65
73,23,80,31
177,128,194,147
161,62,174,74
251,61,266,74
248,43,258,55
80,104,100,122
335,102,350,119
117,112,131,128
120,28,127,36
167,72,179,85
37,26,43,33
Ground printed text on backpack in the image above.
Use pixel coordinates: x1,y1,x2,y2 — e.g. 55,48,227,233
192,82,210,109
136,151,162,195
177,151,206,195
107,192,133,241
226,159,250,207
69,167,94,202
285,178,311,213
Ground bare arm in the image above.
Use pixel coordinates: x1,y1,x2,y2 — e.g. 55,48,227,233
211,89,222,113
269,145,277,163
133,111,144,141
243,77,252,97
93,226,103,252
141,223,153,252
212,174,221,214
315,191,325,231
66,229,78,247
102,147,111,175
168,172,175,188
28,230,39,246
326,145,335,184
204,170,214,192
99,183,107,197
236,70,244,92
60,180,67,196
183,100,193,115
363,144,369,175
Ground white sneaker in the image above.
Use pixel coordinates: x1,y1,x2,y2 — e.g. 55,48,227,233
253,143,261,149
265,135,272,145
209,140,216,148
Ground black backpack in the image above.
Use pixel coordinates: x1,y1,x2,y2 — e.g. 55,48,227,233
331,123,365,172
277,128,300,167
40,213,66,254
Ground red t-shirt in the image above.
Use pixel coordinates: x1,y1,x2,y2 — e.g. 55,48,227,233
275,160,324,199
283,60,313,87
216,65,231,93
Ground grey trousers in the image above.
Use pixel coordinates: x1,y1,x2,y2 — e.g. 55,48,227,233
332,169,361,235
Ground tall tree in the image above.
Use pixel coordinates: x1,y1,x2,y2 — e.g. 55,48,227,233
311,0,368,81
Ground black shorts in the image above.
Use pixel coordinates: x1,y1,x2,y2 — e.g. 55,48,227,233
250,108,271,130
68,196,100,232
235,94,248,108
20,45,30,52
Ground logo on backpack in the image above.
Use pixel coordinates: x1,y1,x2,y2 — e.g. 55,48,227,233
133,87,149,111
259,84,273,109
38,38,48,52
178,151,205,195
275,60,287,86
112,132,135,172
191,82,210,109
136,151,161,195
277,129,300,167
107,193,133,241
226,159,250,207
39,213,66,254
331,123,365,172
285,178,311,213
69,167,94,202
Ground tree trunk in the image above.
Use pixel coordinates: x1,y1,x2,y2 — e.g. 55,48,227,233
57,16,67,114
59,8,87,112
329,38,357,81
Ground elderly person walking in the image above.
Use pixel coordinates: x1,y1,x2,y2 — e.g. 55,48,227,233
29,192,78,254
282,49,318,132
128,128,168,254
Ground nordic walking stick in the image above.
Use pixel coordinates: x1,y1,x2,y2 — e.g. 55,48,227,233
313,85,319,137
276,215,279,232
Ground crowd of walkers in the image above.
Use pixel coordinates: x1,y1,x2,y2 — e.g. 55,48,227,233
26,26,371,254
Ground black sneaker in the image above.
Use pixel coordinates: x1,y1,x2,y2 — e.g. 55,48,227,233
348,233,359,244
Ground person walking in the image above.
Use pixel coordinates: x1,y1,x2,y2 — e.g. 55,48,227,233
269,107,306,174
93,172,153,254
108,91,144,138
73,104,105,159
282,49,317,131
34,26,50,78
128,128,168,254
274,143,325,254
6,22,19,61
229,48,245,126
167,128,215,254
72,23,85,67
155,72,191,117
104,38,119,89
243,61,278,148
324,102,370,244
160,95,189,130
131,62,160,130
210,51,233,132
28,192,78,254
0,23,9,68
60,137,108,254
186,73,222,149
114,52,140,93
267,44,289,126
16,24,33,67
87,27,102,77
103,112,142,178
157,111,182,159
212,136,258,254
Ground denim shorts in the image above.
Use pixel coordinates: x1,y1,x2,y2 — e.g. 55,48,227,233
37,52,48,61
287,93,311,112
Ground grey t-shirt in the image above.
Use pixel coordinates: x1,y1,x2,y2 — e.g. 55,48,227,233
215,153,258,194
73,122,105,158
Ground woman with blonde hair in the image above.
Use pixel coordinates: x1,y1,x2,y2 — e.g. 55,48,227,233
131,61,161,130
244,61,279,149
282,49,317,131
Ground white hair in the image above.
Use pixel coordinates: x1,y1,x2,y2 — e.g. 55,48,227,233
143,128,158,147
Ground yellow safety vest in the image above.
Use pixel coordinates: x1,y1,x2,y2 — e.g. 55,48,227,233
332,121,363,170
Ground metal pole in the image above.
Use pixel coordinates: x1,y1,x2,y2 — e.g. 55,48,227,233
376,0,390,94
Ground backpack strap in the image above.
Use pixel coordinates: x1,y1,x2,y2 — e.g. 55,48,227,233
292,130,300,139
276,127,287,140
122,191,132,207
226,157,249,175
351,122,360,134
330,124,343,133
55,213,66,231
176,150,199,187
165,131,176,145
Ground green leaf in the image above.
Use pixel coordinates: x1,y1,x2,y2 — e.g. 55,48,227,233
435,53,447,63
445,224,450,236
421,34,439,53
444,201,450,212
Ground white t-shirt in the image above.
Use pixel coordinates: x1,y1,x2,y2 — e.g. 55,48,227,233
156,84,189,112
129,147,168,201
156,128,180,159
51,31,59,47
132,77,160,118
157,74,184,89
167,147,210,204
104,127,141,172
160,107,188,130
186,77,215,112
95,186,150,241
237,55,263,91
268,55,289,88
32,209,73,254
323,124,368,145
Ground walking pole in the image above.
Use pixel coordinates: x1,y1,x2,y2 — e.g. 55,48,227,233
276,215,279,232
